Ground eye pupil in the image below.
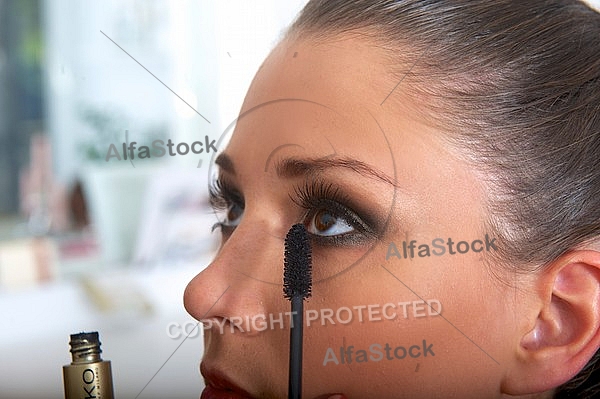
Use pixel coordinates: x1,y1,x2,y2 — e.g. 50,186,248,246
314,209,336,231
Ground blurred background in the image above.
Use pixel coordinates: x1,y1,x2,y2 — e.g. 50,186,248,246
1,0,599,398
0,1,307,398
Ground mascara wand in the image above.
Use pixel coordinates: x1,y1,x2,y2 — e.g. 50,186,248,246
284,224,312,399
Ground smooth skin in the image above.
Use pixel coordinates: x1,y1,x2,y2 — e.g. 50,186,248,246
184,34,600,399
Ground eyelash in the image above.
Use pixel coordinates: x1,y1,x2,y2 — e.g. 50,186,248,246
292,180,376,245
209,178,242,213
208,178,243,233
208,178,378,246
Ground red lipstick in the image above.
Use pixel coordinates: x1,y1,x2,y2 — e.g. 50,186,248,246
200,363,255,399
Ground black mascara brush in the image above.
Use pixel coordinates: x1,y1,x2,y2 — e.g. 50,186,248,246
283,223,312,399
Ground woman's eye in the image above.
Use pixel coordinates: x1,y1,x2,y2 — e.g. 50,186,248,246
208,178,244,232
306,208,354,236
223,202,243,227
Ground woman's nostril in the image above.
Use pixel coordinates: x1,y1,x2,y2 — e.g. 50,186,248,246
202,312,284,336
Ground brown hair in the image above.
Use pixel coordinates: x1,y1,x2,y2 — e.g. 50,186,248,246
287,0,600,397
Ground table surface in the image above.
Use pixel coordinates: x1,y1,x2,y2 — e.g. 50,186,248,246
0,261,209,399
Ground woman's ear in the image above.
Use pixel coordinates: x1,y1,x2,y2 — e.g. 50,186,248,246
503,249,600,395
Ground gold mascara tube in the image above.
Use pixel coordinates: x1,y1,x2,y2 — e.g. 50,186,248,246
63,331,115,399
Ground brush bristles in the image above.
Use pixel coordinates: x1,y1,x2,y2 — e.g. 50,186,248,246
283,224,313,300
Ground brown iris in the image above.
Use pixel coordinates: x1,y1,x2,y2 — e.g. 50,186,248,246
313,209,336,233
227,203,243,225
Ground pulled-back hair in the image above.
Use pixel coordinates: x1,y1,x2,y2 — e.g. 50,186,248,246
288,1,600,397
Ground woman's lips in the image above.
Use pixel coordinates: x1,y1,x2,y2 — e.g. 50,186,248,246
200,363,255,399
199,363,348,399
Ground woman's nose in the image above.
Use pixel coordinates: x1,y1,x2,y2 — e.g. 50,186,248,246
183,219,286,336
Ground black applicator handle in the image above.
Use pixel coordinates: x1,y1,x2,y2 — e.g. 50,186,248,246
289,296,304,399
283,224,312,399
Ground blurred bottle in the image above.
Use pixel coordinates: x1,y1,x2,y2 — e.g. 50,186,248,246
62,331,115,399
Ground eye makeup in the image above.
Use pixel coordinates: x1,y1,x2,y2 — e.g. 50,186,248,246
208,175,385,247
209,176,244,235
291,179,381,246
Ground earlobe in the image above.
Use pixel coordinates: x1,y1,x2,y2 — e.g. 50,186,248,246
504,250,600,395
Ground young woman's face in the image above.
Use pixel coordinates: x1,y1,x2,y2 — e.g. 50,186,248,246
184,35,528,399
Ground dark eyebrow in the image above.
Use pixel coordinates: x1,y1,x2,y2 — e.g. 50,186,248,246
215,152,398,187
215,153,236,174
276,156,398,187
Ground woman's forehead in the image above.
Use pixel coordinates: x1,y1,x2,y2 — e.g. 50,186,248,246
241,36,398,116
